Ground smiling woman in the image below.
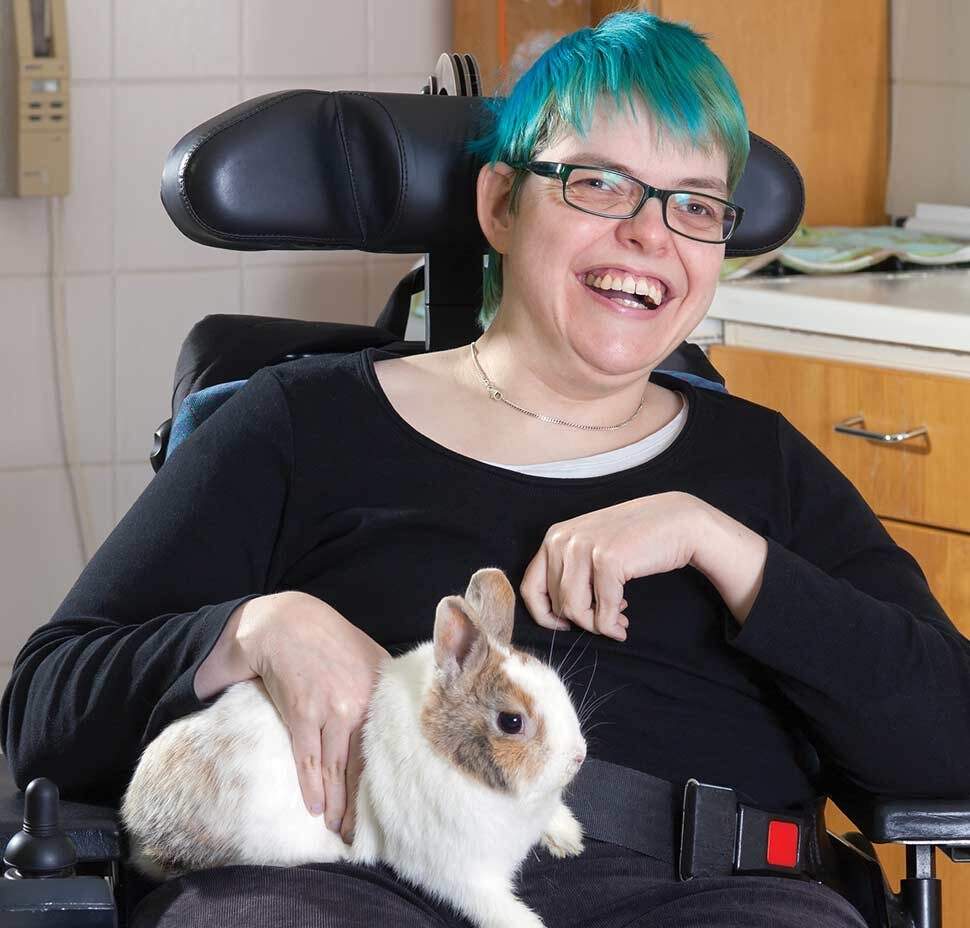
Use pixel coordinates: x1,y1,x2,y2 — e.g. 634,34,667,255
468,12,750,327
6,8,970,928
369,92,734,465
368,10,750,468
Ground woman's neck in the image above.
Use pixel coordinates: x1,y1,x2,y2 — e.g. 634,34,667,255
459,331,654,431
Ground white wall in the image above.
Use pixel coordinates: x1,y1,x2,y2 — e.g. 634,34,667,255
0,0,451,689
886,0,970,217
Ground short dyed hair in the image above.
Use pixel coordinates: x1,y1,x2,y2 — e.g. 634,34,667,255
466,9,750,331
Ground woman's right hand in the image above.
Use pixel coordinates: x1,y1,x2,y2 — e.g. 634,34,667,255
232,591,391,842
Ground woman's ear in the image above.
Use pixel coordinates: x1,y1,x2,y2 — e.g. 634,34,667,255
476,162,516,254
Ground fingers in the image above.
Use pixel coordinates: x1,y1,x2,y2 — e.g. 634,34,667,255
555,545,627,641
320,722,351,833
290,722,326,820
291,717,351,835
555,541,596,631
593,568,628,641
341,726,364,845
520,546,570,631
522,542,630,639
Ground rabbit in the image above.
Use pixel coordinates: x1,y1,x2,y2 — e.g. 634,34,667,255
121,567,589,928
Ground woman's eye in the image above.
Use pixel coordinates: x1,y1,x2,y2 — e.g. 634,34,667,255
576,177,615,192
497,711,523,734
675,197,722,220
685,201,713,217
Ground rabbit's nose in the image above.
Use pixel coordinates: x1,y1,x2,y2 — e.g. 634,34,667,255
573,746,587,766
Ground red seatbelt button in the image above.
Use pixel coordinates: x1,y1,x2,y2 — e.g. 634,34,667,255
766,819,799,868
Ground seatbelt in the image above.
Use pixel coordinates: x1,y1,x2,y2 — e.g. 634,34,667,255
564,758,833,883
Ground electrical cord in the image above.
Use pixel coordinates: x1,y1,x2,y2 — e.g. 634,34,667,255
47,194,91,565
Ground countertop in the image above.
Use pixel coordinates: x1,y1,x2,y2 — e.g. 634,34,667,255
706,268,970,353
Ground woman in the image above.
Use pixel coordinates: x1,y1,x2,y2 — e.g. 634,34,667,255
4,10,970,928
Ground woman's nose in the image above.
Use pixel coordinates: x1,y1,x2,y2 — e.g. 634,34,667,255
620,196,671,245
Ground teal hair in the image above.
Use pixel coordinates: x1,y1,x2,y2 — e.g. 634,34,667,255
466,8,749,331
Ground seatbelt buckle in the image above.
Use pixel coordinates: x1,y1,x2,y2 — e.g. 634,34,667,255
678,779,808,881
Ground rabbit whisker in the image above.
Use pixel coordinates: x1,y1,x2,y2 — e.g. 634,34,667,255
580,720,616,736
578,691,616,722
575,651,598,718
578,683,633,725
555,629,589,677
547,615,559,666
558,633,594,682
560,660,594,686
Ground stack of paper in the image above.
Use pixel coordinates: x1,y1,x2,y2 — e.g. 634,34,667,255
719,225,970,280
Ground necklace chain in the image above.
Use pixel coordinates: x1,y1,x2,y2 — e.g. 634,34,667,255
469,343,646,432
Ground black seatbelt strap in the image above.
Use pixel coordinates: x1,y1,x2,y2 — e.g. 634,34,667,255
564,758,825,882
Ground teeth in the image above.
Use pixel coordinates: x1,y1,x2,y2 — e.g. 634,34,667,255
583,271,665,307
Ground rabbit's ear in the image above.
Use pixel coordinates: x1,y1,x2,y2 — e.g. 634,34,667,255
433,595,489,684
462,568,515,647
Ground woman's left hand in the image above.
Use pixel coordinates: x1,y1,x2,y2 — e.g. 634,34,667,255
520,491,705,640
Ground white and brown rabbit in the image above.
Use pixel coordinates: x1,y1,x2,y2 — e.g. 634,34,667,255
121,567,588,928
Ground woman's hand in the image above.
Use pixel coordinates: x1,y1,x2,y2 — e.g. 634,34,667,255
520,491,705,639
232,591,391,843
519,491,768,641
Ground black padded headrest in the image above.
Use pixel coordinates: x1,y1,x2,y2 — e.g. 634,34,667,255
161,90,803,259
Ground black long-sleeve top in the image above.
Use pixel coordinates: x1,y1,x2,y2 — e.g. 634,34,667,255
4,346,970,811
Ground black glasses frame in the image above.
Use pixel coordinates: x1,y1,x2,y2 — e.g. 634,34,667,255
510,160,745,245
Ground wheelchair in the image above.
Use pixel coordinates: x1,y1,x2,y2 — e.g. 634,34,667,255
3,69,970,928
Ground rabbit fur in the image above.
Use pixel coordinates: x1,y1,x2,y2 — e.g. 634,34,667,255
121,567,589,928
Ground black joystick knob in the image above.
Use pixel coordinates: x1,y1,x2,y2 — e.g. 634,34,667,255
3,778,77,879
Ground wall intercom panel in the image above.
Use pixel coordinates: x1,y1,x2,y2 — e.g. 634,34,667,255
0,0,70,197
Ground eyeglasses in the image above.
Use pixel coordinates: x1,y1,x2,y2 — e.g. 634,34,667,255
510,160,744,245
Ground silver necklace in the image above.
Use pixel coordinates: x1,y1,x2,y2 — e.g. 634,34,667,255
469,343,646,432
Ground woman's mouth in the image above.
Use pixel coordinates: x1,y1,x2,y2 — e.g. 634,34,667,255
577,274,670,316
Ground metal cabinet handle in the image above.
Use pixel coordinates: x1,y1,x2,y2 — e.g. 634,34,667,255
833,414,928,444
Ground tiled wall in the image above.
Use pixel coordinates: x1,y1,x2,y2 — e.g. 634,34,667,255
0,0,451,688
885,0,970,216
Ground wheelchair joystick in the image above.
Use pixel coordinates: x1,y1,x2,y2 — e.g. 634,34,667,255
0,778,117,926
3,778,77,879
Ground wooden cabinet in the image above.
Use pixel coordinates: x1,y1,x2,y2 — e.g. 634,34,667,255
650,1,889,226
709,343,970,925
453,0,889,225
452,1,593,94
709,345,970,541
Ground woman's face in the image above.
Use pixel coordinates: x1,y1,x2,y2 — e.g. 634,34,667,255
490,97,729,381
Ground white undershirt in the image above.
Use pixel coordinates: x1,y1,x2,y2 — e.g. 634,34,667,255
482,392,688,478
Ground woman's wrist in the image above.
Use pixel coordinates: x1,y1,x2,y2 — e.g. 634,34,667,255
193,597,262,701
688,500,768,626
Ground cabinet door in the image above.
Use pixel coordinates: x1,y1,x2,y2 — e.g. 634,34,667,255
880,518,970,638
708,345,970,535
652,0,889,226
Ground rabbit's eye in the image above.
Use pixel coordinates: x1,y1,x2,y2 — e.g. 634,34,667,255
497,712,523,734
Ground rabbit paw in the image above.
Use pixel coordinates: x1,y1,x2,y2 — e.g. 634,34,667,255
539,803,585,858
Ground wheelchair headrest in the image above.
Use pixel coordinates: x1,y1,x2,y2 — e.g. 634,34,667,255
161,90,804,259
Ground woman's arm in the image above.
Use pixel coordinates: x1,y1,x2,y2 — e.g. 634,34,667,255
193,597,260,701
689,503,768,625
0,367,294,800
691,413,970,799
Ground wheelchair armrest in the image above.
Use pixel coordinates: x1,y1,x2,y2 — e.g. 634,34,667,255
0,754,123,864
840,793,970,859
